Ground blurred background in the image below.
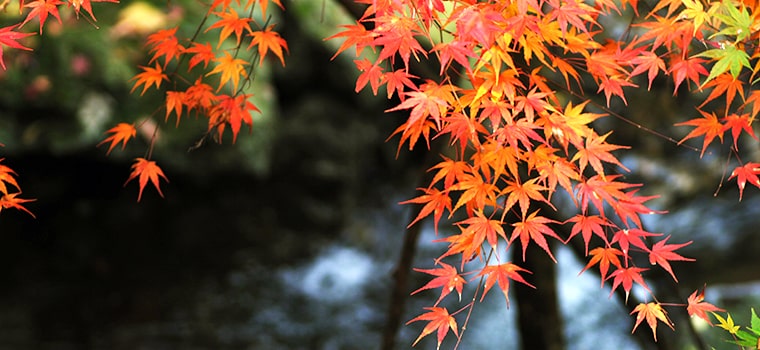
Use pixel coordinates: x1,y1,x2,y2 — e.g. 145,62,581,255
0,0,758,349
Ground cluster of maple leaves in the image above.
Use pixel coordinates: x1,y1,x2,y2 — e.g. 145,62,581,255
1,0,759,347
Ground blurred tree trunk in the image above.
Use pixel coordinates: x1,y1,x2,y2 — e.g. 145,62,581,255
512,242,565,350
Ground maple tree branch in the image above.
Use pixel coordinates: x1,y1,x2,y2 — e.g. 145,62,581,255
381,147,440,350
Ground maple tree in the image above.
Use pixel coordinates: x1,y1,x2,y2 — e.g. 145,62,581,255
1,0,760,347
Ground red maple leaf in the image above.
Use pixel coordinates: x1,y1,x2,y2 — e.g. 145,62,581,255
20,0,63,34
146,27,184,68
722,113,756,150
406,307,458,348
411,262,466,304
184,42,216,71
611,228,662,258
647,236,694,281
354,58,384,95
669,56,708,93
728,162,760,200
686,287,725,325
476,262,535,307
608,266,650,302
564,214,612,255
0,25,34,70
124,158,169,202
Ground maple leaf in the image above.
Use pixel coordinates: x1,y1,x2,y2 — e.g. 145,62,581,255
647,236,694,281
456,210,506,249
723,114,756,150
631,302,673,341
575,130,630,177
406,307,458,349
574,174,638,216
124,158,169,202
184,42,215,71
435,230,483,267
580,246,623,285
372,15,426,69
611,228,662,259
608,266,650,302
686,287,724,325
130,64,168,96
432,40,476,75
248,25,288,66
699,73,745,109
728,162,760,200
449,172,499,213
476,262,535,307
208,93,259,143
383,69,418,100
387,90,449,131
630,51,666,90
206,8,252,48
400,187,452,234
669,56,708,93
411,262,466,304
0,25,34,70
502,177,552,219
97,123,136,155
0,192,36,217
676,110,726,157
564,214,612,255
715,313,740,334
510,210,561,262
326,22,374,59
0,159,21,195
20,0,63,34
206,52,249,92
165,91,185,126
354,58,384,95
67,0,118,21
429,157,469,190
146,27,184,68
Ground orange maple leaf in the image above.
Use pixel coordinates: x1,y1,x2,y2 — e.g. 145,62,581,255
0,159,21,195
411,262,466,304
124,158,169,202
248,25,288,66
580,246,623,285
510,210,561,262
631,302,673,341
676,110,726,157
722,113,756,150
130,64,168,96
97,123,136,155
406,307,458,349
476,262,534,307
572,131,630,176
206,8,253,48
686,287,724,325
0,25,34,70
400,187,452,234
208,93,259,143
206,52,249,92
67,0,118,21
0,192,35,217
456,210,506,249
326,22,374,59
20,0,63,34
165,91,185,126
